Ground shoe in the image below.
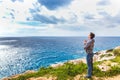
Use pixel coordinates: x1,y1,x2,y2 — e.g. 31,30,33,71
84,76,91,78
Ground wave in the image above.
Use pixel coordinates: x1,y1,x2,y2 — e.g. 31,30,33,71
0,40,17,43
0,45,11,49
35,55,58,62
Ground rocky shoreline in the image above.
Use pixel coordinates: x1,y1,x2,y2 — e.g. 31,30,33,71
2,46,120,80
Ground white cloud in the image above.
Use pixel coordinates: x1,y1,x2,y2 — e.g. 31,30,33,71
0,0,35,21
97,0,120,16
0,0,120,36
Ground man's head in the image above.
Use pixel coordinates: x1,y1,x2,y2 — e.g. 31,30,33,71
88,32,95,39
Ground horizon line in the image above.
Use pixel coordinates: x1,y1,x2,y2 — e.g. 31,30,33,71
0,36,120,38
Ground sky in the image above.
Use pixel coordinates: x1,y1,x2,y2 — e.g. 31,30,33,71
0,0,120,37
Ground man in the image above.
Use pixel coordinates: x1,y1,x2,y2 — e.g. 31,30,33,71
84,32,95,78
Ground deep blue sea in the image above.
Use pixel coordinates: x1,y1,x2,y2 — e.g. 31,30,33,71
0,37,120,78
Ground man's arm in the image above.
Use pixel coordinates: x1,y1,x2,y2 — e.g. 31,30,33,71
84,40,93,49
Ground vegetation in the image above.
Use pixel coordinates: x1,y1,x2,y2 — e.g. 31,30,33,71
106,49,113,53
111,56,120,64
100,53,113,59
113,49,120,56
8,48,120,80
10,62,87,80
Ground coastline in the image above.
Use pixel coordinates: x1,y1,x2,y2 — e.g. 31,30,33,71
50,58,86,68
2,58,87,80
2,46,120,80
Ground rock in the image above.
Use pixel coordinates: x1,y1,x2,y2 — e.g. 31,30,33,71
97,61,118,72
99,56,115,61
2,74,22,80
68,58,86,64
51,58,86,68
2,78,9,80
27,76,57,80
2,70,36,80
25,70,36,74
115,46,120,49
111,63,118,66
97,65,110,71
93,50,115,62
51,62,64,67
93,54,99,62
104,75,120,80
74,75,81,80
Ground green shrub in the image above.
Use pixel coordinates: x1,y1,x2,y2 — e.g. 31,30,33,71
93,65,105,77
106,49,113,53
113,49,120,56
51,62,87,80
106,66,120,76
11,62,87,80
100,54,113,59
93,64,120,77
111,56,120,63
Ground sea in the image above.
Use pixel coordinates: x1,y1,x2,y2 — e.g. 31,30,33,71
0,37,120,79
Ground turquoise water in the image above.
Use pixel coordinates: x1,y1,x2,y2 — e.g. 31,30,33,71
0,37,120,78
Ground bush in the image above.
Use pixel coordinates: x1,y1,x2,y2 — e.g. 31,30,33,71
113,49,120,56
106,66,120,76
93,64,120,77
10,62,87,80
100,54,113,59
93,65,105,77
111,56,120,63
106,49,113,53
51,62,87,80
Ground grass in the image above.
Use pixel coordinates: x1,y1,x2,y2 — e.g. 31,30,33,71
111,56,120,64
113,49,120,56
93,65,120,77
100,54,113,59
10,62,87,80
106,49,113,53
93,60,120,77
111,48,120,64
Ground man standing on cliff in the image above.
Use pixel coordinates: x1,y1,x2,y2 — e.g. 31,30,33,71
84,32,95,78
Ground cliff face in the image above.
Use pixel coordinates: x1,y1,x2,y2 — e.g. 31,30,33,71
2,46,120,80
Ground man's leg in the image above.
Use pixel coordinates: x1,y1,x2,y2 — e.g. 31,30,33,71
86,54,93,77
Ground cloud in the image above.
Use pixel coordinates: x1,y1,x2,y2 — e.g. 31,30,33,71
97,11,120,28
97,0,110,6
0,21,49,36
0,0,2,3
83,13,95,20
30,14,66,24
53,23,92,32
0,0,35,21
0,0,120,36
37,0,73,10
29,8,40,13
11,0,24,2
17,21,44,26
